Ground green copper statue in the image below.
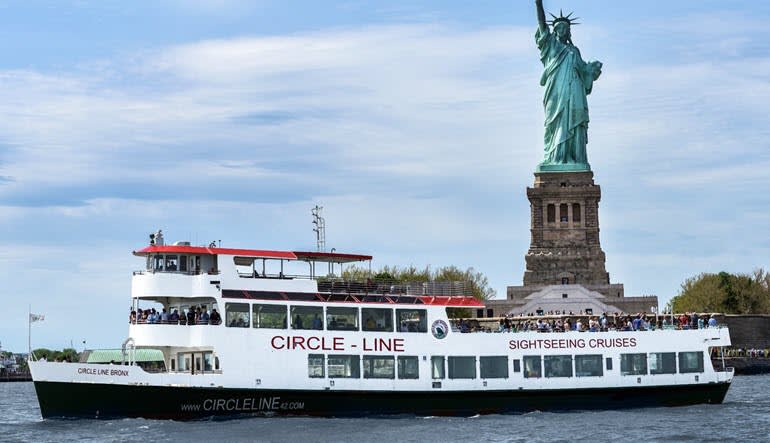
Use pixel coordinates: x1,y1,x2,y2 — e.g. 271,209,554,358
534,0,602,172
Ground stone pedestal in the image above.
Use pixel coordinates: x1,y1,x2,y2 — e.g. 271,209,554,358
523,171,610,286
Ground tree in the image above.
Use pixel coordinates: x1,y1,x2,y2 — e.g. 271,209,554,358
341,264,496,301
670,269,770,314
32,347,80,363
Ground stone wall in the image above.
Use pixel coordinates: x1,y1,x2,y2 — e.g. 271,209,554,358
720,315,770,348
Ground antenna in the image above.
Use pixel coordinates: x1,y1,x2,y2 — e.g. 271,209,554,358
311,205,326,252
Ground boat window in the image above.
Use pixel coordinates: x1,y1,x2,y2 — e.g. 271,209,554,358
363,356,395,379
326,307,359,331
678,351,704,374
575,354,603,377
165,255,179,271
397,356,420,379
327,355,360,379
649,352,676,375
480,356,509,379
512,359,521,373
215,356,220,371
291,305,323,330
179,255,188,272
308,354,325,378
203,353,213,372
523,356,542,378
253,304,287,329
177,354,189,372
153,254,163,271
448,356,476,379
396,309,427,333
431,356,445,379
362,308,393,332
620,353,648,375
544,355,573,378
225,303,250,328
606,357,613,371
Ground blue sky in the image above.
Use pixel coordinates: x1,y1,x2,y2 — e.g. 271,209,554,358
1,0,769,352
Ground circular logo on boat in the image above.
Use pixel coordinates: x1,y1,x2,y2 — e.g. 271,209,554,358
431,319,448,339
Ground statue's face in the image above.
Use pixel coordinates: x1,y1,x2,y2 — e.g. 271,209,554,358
554,23,570,42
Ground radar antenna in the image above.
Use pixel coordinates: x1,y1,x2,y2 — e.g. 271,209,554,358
311,205,326,252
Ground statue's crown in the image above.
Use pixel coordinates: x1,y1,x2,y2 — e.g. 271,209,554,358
548,10,580,27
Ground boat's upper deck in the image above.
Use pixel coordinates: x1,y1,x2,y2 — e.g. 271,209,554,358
130,234,482,307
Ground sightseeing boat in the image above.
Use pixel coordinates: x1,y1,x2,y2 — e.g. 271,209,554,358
29,234,734,419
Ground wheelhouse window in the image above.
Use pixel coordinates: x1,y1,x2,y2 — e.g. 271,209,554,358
362,308,393,332
523,356,542,378
448,356,476,379
480,356,509,379
164,255,179,271
327,355,360,379
291,305,323,330
544,355,573,378
575,355,603,377
363,356,395,379
650,352,676,375
396,309,427,333
253,304,287,329
327,307,359,331
678,352,704,374
431,356,445,379
225,303,249,328
620,353,648,375
397,356,419,379
308,354,325,378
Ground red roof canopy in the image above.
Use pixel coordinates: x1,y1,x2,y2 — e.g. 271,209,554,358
133,245,297,260
418,296,485,307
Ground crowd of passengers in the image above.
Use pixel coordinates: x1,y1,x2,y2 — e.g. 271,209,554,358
129,306,222,325
717,348,770,358
455,312,720,333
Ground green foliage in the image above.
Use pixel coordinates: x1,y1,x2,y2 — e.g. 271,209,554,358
32,347,80,363
341,264,496,301
671,268,770,314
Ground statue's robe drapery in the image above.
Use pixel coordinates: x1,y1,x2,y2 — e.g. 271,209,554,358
536,27,597,167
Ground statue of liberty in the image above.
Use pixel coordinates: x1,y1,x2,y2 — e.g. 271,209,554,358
534,0,602,172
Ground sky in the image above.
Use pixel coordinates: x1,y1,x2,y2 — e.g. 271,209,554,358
1,0,769,352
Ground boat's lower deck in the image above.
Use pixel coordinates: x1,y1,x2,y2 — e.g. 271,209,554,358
33,380,731,420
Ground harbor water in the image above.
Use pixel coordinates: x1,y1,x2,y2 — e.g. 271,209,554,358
2,375,769,442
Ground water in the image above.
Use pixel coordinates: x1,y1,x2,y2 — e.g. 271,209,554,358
2,376,769,442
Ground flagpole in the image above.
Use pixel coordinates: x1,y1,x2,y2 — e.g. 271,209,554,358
28,304,32,356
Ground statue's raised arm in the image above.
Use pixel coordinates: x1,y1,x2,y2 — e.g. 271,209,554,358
535,0,548,33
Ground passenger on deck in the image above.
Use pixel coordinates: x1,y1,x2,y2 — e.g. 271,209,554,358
186,308,196,326
210,308,221,325
312,314,323,330
129,310,137,324
160,308,169,323
199,307,210,325
708,315,718,328
294,314,304,329
169,309,180,323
